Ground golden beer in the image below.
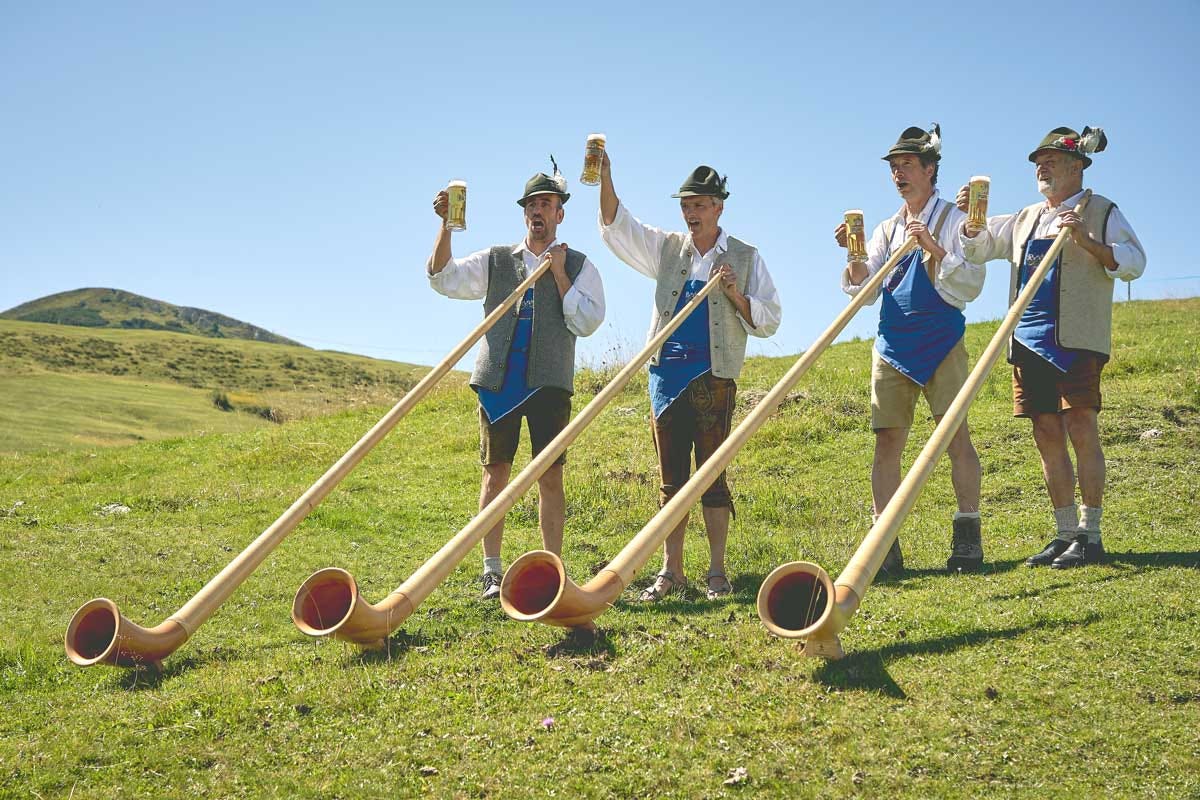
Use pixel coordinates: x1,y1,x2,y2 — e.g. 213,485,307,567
445,180,467,232
967,176,990,232
580,133,606,186
844,209,867,262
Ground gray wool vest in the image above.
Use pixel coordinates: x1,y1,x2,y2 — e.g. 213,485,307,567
648,234,758,379
1007,193,1118,355
471,245,586,394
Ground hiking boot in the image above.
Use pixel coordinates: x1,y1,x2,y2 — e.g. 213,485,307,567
880,538,904,575
946,516,984,572
1025,537,1072,567
480,571,502,600
1051,534,1105,569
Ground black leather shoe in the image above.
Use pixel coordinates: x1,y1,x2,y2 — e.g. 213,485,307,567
1051,535,1105,569
1025,537,1071,567
946,516,984,572
880,538,904,575
480,571,502,600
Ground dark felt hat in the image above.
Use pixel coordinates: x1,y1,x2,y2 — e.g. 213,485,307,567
882,123,942,162
517,172,570,207
1028,126,1107,169
671,165,729,199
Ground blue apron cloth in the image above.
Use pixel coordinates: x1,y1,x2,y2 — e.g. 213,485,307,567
649,278,711,418
1013,237,1076,373
475,288,539,422
874,244,965,387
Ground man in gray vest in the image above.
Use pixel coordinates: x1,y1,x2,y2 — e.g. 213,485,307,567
598,151,781,602
835,125,987,574
428,168,605,599
957,126,1145,568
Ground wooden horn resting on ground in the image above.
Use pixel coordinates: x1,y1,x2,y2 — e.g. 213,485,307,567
290,276,724,646
501,237,923,632
64,256,557,669
758,191,1093,659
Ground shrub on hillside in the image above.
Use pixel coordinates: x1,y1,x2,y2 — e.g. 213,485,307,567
211,390,233,411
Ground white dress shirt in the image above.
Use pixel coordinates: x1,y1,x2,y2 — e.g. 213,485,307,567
428,238,606,337
598,203,782,337
842,191,985,309
960,188,1146,282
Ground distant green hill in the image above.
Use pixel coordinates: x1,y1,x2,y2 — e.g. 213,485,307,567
0,287,304,346
0,319,436,452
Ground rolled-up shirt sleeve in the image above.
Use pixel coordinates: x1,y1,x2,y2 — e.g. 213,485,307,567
599,203,669,279
428,248,490,300
742,253,781,337
960,213,1017,265
1104,207,1146,282
934,212,986,305
561,258,606,337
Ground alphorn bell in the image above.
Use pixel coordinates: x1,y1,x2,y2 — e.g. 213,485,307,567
290,276,724,646
64,254,557,669
758,191,1094,659
501,237,923,631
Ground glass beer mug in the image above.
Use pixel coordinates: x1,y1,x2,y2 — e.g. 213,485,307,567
580,134,606,186
445,180,467,232
967,176,990,232
844,210,867,262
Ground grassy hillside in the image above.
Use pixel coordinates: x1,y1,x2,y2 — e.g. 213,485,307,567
0,319,432,452
0,299,1197,798
1,287,304,346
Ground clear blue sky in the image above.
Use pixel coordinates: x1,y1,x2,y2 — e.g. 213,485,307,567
3,1,1197,367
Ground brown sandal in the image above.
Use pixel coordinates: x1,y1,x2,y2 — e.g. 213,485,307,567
706,571,733,600
638,570,685,602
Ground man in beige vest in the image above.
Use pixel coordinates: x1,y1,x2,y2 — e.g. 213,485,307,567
958,126,1145,568
836,124,987,574
598,151,781,601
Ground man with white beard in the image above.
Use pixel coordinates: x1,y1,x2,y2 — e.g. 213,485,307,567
957,126,1145,568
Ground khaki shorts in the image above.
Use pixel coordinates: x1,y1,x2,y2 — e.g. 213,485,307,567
870,338,969,430
1011,343,1105,418
479,388,571,466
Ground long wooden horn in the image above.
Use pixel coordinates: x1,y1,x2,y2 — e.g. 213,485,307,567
291,276,725,646
64,255,556,669
501,237,924,632
758,191,1093,658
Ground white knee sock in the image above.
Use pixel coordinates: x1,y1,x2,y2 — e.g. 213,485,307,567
1079,505,1102,543
953,511,981,521
483,556,502,576
1053,504,1079,540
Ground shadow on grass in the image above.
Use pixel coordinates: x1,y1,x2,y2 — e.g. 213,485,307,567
116,656,200,691
350,625,463,665
542,627,617,660
613,572,767,618
1106,550,1200,569
988,551,1200,602
812,611,1103,698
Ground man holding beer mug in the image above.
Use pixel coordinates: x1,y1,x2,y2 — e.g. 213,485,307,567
835,124,987,573
956,126,1145,569
427,167,606,600
598,152,781,602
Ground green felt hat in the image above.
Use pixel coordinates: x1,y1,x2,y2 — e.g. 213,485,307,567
882,123,942,162
517,168,570,207
671,165,729,199
1028,126,1107,169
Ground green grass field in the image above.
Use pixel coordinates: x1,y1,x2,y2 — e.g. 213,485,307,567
0,319,432,452
1,299,1198,798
